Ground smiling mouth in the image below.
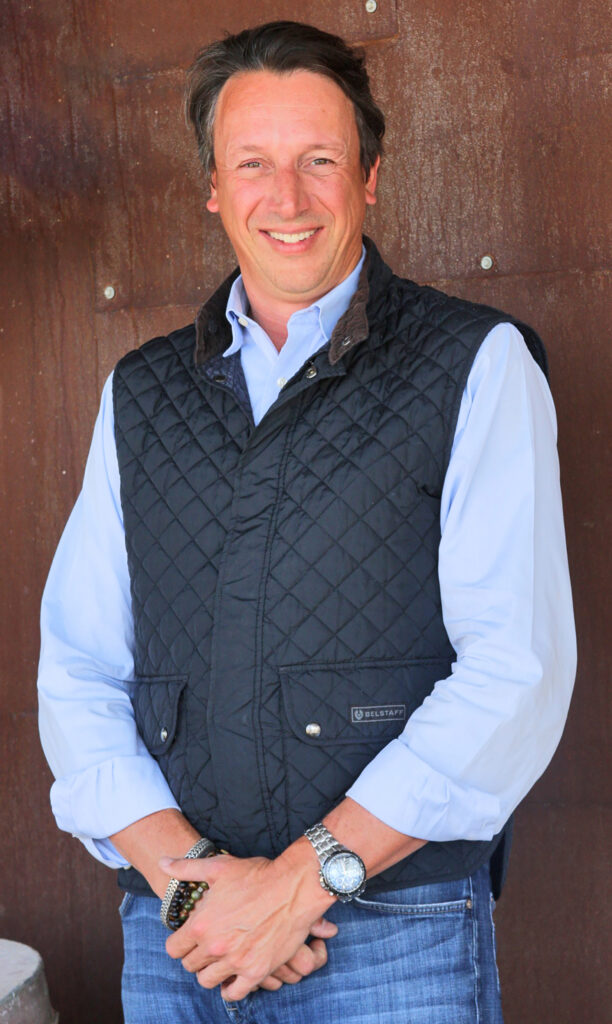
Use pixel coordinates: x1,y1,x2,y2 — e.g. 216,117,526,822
264,229,319,244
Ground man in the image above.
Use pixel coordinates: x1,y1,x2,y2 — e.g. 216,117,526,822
38,20,576,1024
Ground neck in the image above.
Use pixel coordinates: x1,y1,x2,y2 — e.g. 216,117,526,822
240,250,364,352
247,300,296,352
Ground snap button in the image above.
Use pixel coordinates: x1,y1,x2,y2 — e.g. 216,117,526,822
305,366,317,380
160,727,168,742
213,372,226,384
305,722,321,737
341,336,351,347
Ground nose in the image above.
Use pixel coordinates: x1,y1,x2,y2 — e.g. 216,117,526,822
271,167,309,220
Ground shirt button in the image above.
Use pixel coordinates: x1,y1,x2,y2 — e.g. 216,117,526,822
305,722,321,737
238,316,248,327
277,377,287,388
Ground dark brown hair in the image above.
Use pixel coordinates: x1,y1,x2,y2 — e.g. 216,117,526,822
185,20,385,180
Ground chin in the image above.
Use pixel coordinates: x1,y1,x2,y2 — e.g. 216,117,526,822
272,267,331,298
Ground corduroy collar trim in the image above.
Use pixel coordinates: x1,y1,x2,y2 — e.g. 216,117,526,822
194,237,385,368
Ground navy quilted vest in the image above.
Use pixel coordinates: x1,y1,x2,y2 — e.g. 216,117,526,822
114,241,547,897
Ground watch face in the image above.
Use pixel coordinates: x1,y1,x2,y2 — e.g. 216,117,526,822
323,850,366,894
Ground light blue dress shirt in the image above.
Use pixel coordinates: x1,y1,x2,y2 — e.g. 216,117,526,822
38,256,576,867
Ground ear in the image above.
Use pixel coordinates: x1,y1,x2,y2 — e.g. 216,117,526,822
206,170,219,214
364,156,380,207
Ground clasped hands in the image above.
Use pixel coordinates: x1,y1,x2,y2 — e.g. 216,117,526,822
162,845,337,1002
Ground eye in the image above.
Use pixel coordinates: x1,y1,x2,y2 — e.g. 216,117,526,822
306,157,336,175
240,160,262,169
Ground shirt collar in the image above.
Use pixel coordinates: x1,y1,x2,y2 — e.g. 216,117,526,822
224,246,366,356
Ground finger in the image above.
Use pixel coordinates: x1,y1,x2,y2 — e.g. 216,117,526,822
197,960,238,992
220,973,259,1002
269,963,303,985
159,853,229,883
166,937,194,960
166,909,209,960
166,926,198,960
258,976,284,991
283,939,328,979
166,905,222,965
180,947,217,974
307,938,329,971
309,915,338,939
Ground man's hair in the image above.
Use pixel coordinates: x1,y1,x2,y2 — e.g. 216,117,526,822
185,20,385,181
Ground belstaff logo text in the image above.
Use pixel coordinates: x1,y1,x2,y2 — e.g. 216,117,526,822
350,704,406,724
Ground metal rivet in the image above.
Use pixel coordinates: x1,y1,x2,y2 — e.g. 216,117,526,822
341,337,351,347
365,0,377,12
103,285,116,300
213,373,226,383
466,898,473,909
305,366,317,380
305,722,321,737
160,727,168,742
480,254,494,271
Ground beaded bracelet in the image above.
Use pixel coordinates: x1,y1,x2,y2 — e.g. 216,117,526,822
165,879,210,931
160,837,218,931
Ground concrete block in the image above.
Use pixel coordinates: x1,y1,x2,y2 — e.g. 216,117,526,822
0,939,58,1024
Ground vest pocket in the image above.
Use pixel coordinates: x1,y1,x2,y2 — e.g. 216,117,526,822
279,658,449,833
131,674,188,756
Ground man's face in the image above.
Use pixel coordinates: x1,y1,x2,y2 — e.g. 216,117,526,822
206,69,379,313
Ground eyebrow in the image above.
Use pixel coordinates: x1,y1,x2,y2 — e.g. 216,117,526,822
230,142,344,155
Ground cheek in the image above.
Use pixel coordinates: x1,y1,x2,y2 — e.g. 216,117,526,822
228,184,269,225
316,178,367,222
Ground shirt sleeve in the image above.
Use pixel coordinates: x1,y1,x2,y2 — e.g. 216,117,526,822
346,322,577,841
37,373,180,868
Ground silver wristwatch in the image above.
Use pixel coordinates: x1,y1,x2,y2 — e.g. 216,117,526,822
304,823,366,902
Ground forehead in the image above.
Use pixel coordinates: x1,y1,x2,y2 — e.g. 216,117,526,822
214,69,357,145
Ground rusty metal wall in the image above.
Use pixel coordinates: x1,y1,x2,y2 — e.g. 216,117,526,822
1,1,610,1021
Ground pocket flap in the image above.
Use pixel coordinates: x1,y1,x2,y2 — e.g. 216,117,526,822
280,659,448,746
131,675,188,755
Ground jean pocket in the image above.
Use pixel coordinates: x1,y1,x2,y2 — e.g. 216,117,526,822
118,892,135,919
355,878,473,917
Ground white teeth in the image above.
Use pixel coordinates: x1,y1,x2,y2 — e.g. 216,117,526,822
267,229,317,243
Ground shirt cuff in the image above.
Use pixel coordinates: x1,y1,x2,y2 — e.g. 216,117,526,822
346,739,503,842
84,837,131,868
50,755,181,867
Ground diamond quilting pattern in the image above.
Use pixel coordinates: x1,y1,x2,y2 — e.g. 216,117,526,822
114,326,253,837
256,339,458,844
113,248,546,892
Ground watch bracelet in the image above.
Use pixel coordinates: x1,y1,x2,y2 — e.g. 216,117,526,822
160,837,217,929
304,822,348,861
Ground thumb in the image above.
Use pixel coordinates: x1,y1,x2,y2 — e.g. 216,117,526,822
309,915,339,939
158,852,230,882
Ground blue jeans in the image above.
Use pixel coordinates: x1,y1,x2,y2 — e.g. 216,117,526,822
120,864,503,1023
